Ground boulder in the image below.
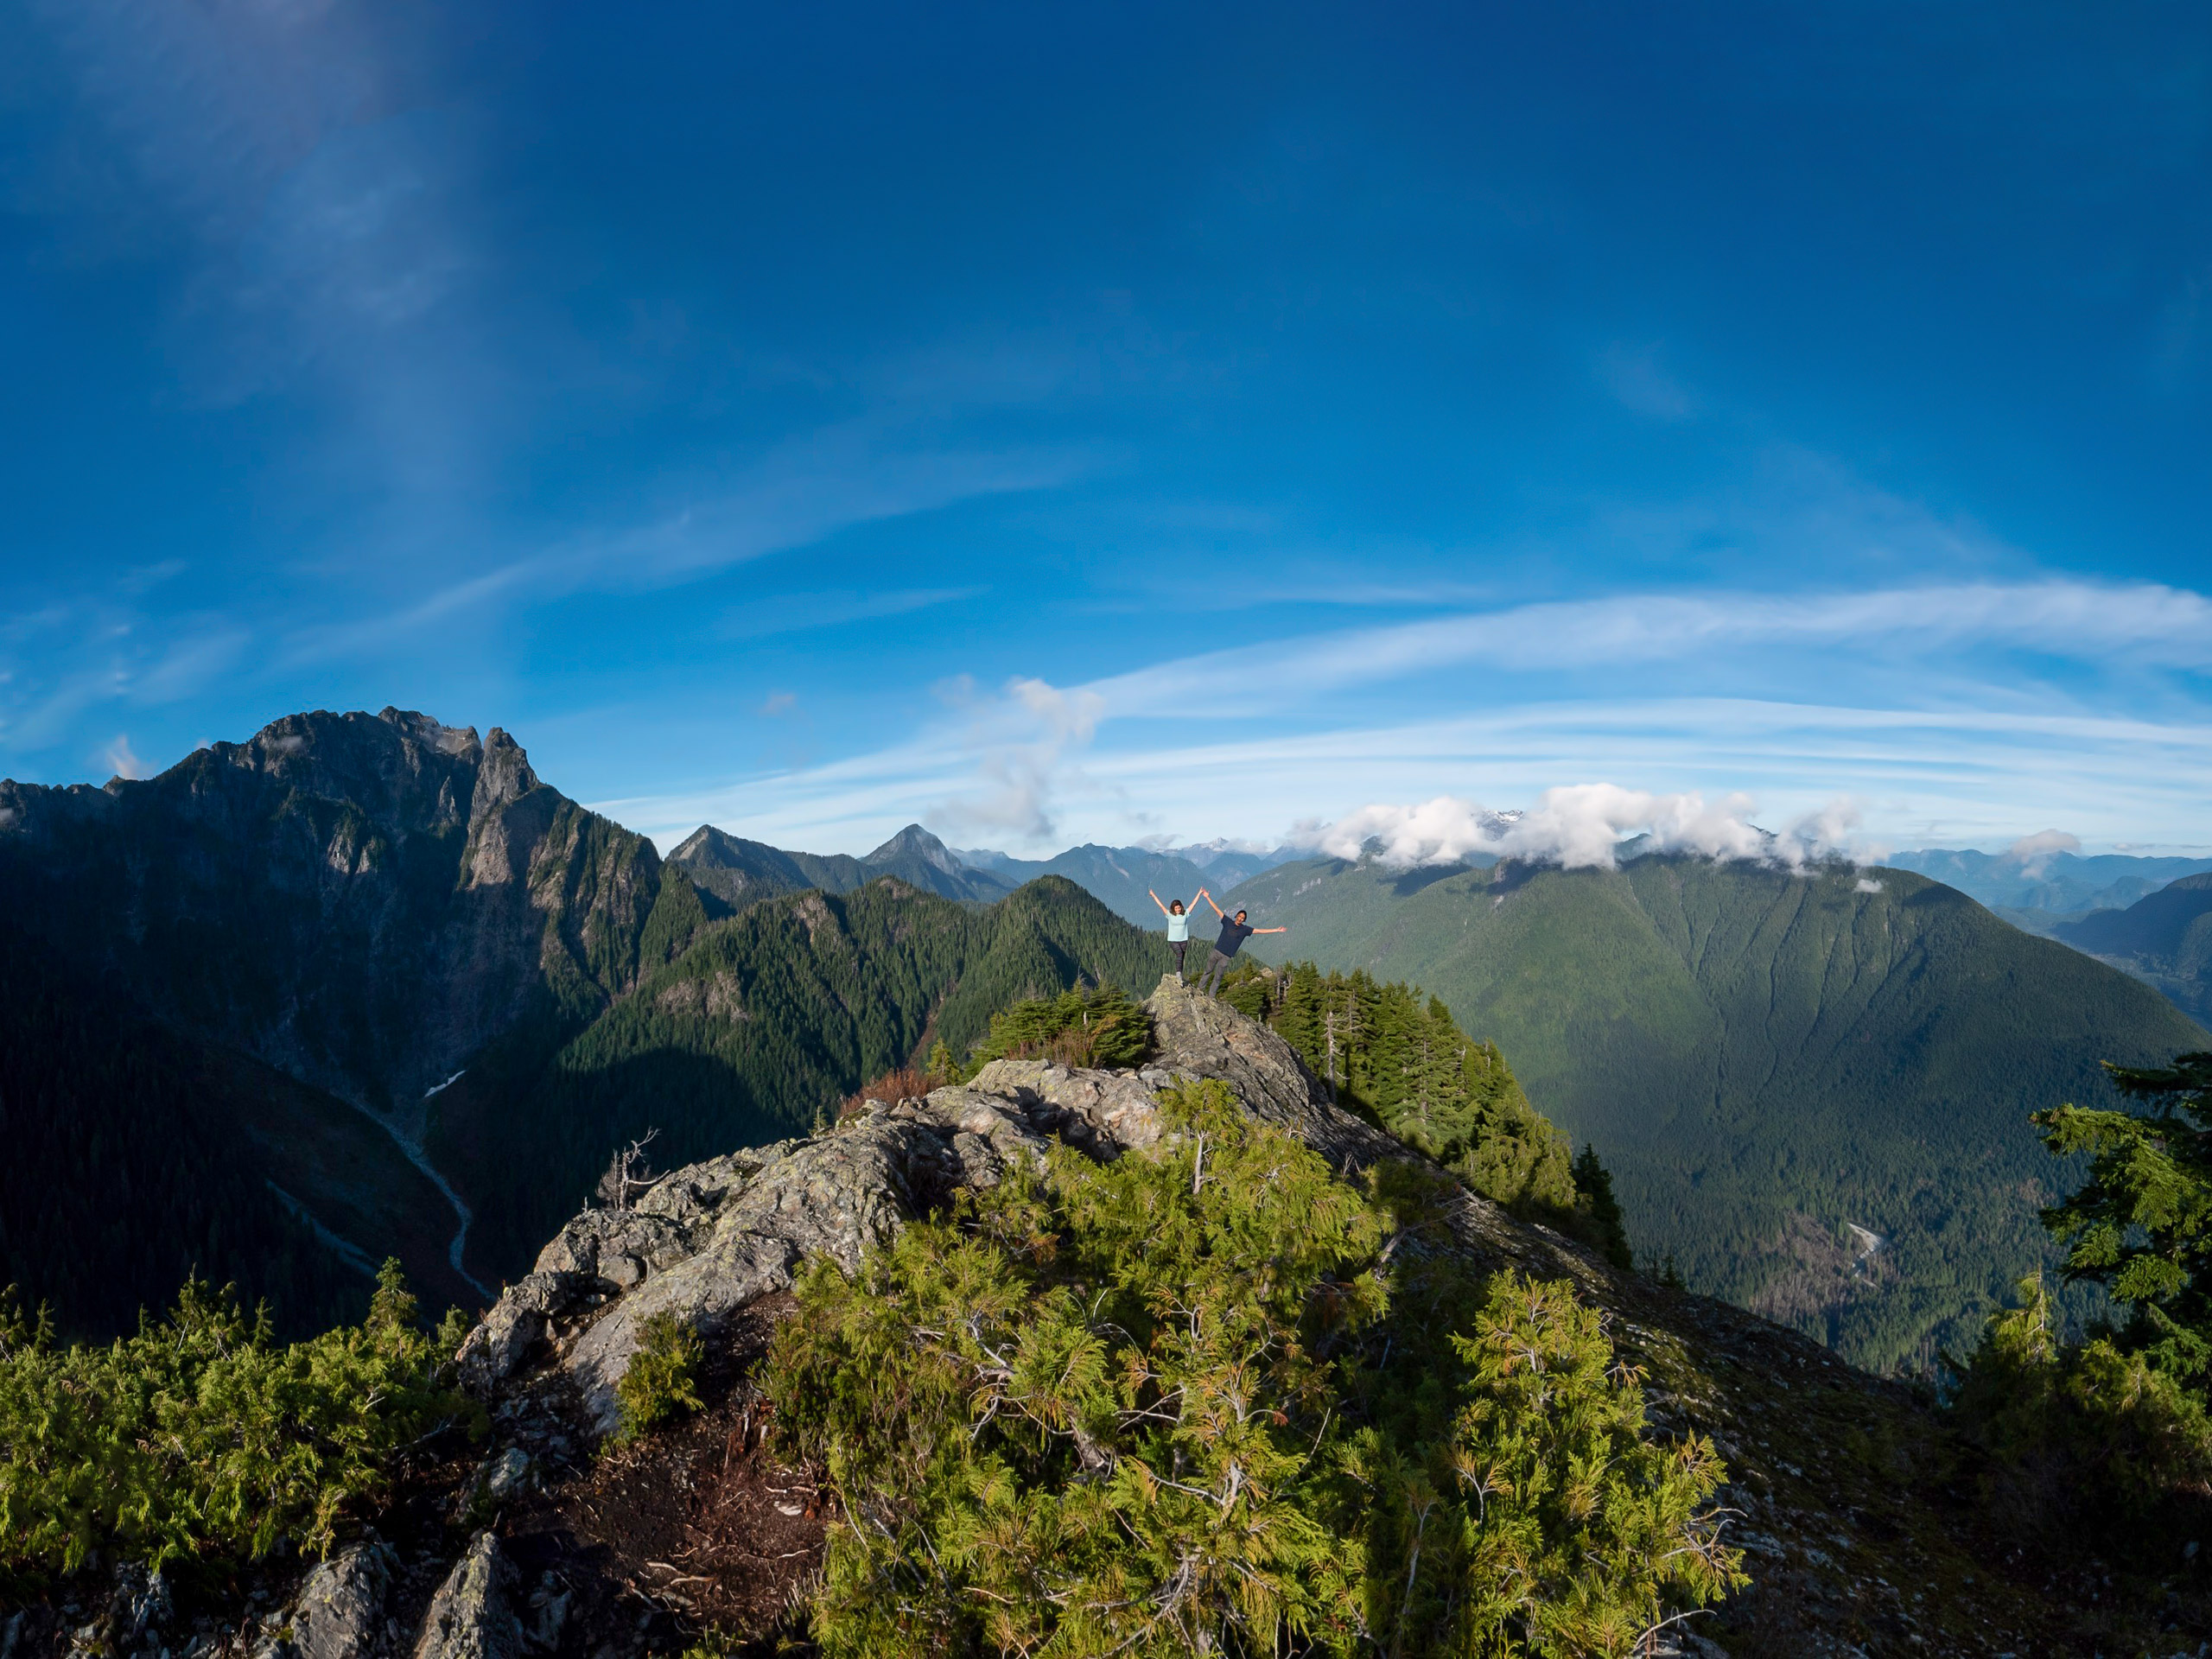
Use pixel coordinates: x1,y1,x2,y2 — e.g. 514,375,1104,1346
455,1270,595,1392
560,1113,957,1432
1143,973,1603,1286
412,1532,521,1659
458,976,1601,1437
957,1060,1172,1155
456,1447,537,1521
276,1540,394,1659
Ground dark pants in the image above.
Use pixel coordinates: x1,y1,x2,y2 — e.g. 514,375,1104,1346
1198,949,1236,995
1171,939,1188,976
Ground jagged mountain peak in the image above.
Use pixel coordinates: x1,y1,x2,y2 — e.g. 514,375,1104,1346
864,822,963,874
670,823,739,863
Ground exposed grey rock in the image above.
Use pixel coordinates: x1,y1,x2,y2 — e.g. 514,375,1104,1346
958,1060,1168,1155
115,1566,172,1655
635,1148,786,1226
561,1115,951,1431
456,1447,537,1521
520,1573,569,1654
1141,974,1600,1286
459,973,1601,1437
73,1565,172,1659
483,1061,1187,1433
531,1209,691,1282
456,1271,595,1391
276,1541,394,1659
413,1533,521,1659
1141,973,1342,1144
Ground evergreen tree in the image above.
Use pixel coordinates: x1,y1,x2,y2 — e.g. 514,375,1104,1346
1946,1050,2212,1533
764,1081,1739,1657
0,1262,473,1581
2033,1051,2212,1382
1572,1143,1633,1270
1226,963,1605,1237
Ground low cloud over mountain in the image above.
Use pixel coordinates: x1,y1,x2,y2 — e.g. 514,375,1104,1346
1293,787,1863,872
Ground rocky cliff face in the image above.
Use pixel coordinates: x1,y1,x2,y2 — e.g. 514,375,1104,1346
0,708,671,1123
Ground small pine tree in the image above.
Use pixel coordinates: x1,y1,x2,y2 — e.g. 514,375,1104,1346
613,1313,706,1445
1572,1142,1634,1269
0,1260,474,1576
926,1039,958,1085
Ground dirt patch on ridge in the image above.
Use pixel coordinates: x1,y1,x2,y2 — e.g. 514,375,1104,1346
501,1292,823,1652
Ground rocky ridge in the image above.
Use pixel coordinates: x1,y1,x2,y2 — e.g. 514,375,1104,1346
12,979,2202,1658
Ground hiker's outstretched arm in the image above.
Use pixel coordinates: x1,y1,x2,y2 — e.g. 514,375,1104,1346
1255,925,1287,934
1148,887,1168,915
1200,891,1225,916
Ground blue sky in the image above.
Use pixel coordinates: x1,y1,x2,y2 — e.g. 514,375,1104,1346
2,2,2208,855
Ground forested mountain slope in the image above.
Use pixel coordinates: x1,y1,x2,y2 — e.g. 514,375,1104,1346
2056,869,2212,1023
431,874,1172,1272
0,708,677,1126
0,710,1163,1337
10,977,2199,1657
0,709,683,1333
1222,852,2209,1370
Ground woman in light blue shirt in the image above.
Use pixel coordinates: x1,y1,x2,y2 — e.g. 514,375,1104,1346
1149,887,1201,979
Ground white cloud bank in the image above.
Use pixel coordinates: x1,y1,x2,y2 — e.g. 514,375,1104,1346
1294,787,1863,871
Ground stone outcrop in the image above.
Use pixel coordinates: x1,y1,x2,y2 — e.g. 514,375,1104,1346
0,706,671,1126
412,1532,521,1659
272,1541,395,1659
461,973,1602,1434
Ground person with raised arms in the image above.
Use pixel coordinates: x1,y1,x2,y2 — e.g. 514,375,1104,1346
1193,889,1286,997
1148,887,1203,980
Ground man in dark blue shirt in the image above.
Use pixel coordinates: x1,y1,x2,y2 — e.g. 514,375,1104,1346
1194,889,1287,996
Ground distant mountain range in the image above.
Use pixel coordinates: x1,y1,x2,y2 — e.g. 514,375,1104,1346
12,709,2206,1376
1214,852,2209,1372
956,838,1291,886
1880,847,2212,918
669,822,1017,906
666,823,1300,931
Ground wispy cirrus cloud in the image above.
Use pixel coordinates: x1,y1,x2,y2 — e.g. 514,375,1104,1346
1083,579,2212,717
717,587,985,641
0,604,249,758
284,423,1101,662
593,689,2212,857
